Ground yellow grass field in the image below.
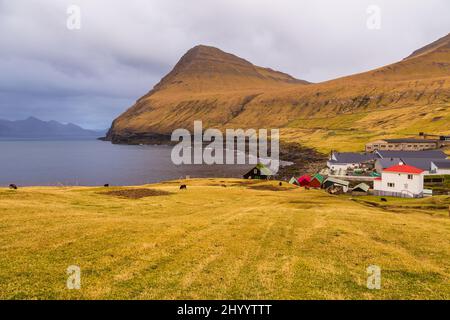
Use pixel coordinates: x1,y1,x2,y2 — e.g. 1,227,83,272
0,179,449,300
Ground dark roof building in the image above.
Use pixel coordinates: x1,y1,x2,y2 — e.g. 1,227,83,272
243,163,273,180
375,158,402,170
366,138,440,152
432,160,450,169
329,152,377,164
375,150,448,160
400,158,439,171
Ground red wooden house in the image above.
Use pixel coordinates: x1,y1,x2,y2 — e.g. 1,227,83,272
298,175,311,187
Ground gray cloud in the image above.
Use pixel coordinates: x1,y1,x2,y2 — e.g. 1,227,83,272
0,0,449,129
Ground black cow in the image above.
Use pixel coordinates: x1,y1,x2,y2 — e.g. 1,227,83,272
9,184,18,190
180,184,187,190
104,184,110,187
380,198,388,202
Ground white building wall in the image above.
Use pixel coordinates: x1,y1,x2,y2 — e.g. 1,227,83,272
430,163,450,175
374,172,424,197
327,162,359,171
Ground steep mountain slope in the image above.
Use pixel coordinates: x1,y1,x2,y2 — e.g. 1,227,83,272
107,35,450,150
0,117,103,139
107,45,309,142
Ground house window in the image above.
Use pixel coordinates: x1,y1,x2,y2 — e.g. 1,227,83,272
388,183,395,188
407,174,413,180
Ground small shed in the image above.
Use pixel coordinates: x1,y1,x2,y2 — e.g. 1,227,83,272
323,177,350,193
289,177,300,186
309,174,324,188
352,183,370,194
298,175,311,187
243,163,273,180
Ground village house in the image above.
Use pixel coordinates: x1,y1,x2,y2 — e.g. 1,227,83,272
352,183,370,195
374,150,448,160
323,177,350,193
430,160,450,175
373,164,425,198
289,176,300,186
365,138,440,152
374,158,402,173
243,163,273,180
309,174,324,188
298,174,311,187
328,149,448,179
327,152,377,174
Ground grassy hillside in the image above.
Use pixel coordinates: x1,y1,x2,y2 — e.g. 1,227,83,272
1,179,449,299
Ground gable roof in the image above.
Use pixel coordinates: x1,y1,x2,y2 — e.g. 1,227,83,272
298,175,311,182
256,163,274,176
432,160,450,169
376,150,447,159
311,173,324,183
324,177,350,186
330,152,377,164
244,163,273,177
384,164,424,174
376,158,402,169
353,183,370,192
289,177,299,185
400,158,442,171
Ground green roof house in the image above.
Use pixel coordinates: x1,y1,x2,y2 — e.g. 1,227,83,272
243,163,273,180
310,174,324,188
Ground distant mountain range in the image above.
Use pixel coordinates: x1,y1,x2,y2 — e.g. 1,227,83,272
106,33,450,151
0,117,105,139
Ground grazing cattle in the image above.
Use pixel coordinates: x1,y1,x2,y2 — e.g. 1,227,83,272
9,184,18,190
279,182,283,187
104,184,110,187
180,184,187,190
380,198,388,202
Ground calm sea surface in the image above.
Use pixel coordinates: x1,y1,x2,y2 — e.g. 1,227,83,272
0,139,254,186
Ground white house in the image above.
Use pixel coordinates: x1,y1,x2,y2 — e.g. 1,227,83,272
373,164,425,198
327,152,377,174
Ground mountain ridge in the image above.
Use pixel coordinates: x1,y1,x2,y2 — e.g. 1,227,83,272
107,34,450,150
0,117,104,139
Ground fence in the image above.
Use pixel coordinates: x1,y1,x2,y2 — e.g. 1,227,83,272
372,190,423,198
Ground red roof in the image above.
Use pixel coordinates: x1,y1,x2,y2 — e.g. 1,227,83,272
383,164,424,174
374,177,382,181
298,175,311,182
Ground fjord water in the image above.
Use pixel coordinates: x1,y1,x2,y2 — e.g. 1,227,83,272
0,139,253,186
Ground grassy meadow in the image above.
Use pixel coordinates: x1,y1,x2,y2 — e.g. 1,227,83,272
281,104,450,153
0,179,449,300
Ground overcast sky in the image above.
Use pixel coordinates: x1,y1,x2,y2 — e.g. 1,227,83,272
0,0,449,129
